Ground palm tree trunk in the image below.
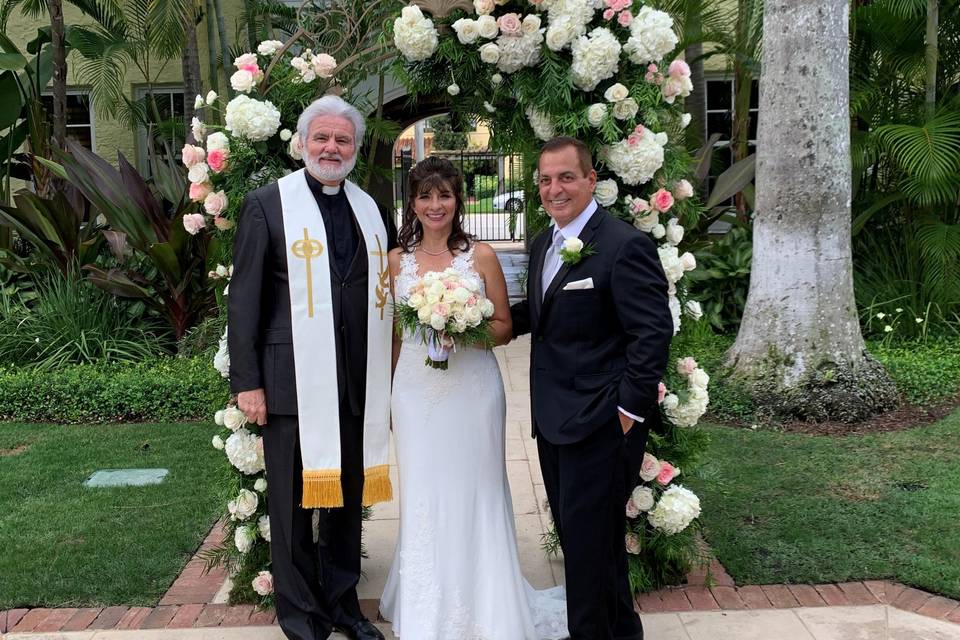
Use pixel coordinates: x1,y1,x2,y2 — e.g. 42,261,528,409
244,0,258,53
925,0,938,119
45,0,67,197
182,7,203,143
730,0,753,220
726,0,897,423
212,0,234,98
204,0,220,109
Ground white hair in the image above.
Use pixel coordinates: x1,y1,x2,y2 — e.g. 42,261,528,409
296,95,366,147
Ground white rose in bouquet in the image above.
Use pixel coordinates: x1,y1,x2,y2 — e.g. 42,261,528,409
647,485,701,534
631,485,655,511
521,14,541,33
586,103,607,127
213,329,230,378
479,43,501,64
230,69,257,94
665,219,684,246
194,94,204,110
254,477,268,492
187,162,210,184
453,18,480,44
477,15,499,39
205,90,218,105
235,525,256,553
563,237,584,253
257,40,284,56
212,434,225,450
604,82,629,103
612,97,639,121
191,117,205,141
680,251,697,271
206,131,230,151
228,488,259,521
594,179,618,206
474,0,494,14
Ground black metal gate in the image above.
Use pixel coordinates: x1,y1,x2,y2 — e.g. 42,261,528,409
393,149,525,242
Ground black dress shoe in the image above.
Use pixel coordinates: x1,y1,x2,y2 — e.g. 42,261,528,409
336,619,385,640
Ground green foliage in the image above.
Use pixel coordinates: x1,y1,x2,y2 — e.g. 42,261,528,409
0,270,169,369
686,225,752,333
869,337,960,405
429,114,467,151
0,356,228,423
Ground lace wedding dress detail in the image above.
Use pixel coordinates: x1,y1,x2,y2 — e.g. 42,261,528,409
380,246,568,640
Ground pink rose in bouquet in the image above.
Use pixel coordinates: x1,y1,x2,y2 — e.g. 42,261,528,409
251,570,274,596
189,181,213,203
651,188,675,213
656,461,679,485
497,13,522,35
639,452,661,482
207,148,229,173
183,213,207,235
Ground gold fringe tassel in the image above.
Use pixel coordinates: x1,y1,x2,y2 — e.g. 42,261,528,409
361,464,393,506
302,469,343,508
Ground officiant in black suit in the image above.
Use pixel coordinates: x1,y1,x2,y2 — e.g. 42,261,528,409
228,95,396,640
511,137,673,640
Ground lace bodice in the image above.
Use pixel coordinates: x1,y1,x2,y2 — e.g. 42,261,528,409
395,244,482,300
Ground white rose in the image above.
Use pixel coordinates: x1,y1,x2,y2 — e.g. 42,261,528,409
680,113,692,128
652,224,666,239
662,393,679,412
689,368,710,389
191,117,205,141
417,305,433,323
452,18,480,44
521,14,541,33
545,20,576,51
479,42,501,64
452,287,472,305
447,83,460,96
187,162,210,184
480,298,495,318
194,94,204,110
228,488,259,521
254,477,268,492
279,128,292,141
477,15,500,38
685,300,703,320
474,0,494,14
612,97,639,120
430,313,447,331
230,69,256,93
465,306,483,325
258,515,271,542
212,435,225,450
214,409,225,426
604,83,629,103
222,406,247,431
631,485,655,511
586,103,607,127
206,131,229,151
665,219,684,245
408,293,426,309
634,210,659,233
235,525,255,553
680,251,697,271
257,39,284,56
594,179,618,207
206,90,218,105
563,237,584,253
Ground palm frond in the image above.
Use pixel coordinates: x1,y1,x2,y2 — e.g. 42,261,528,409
146,0,188,57
914,218,960,302
68,25,129,118
876,109,960,206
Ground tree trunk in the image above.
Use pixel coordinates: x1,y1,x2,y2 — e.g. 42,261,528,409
244,0,258,53
45,0,68,197
204,0,220,114
725,0,898,423
730,0,754,220
924,0,938,119
182,8,202,143
212,0,235,98
684,42,707,153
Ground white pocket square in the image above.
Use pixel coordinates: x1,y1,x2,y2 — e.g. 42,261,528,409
563,277,594,291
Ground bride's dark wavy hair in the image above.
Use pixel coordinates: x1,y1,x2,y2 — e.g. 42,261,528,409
397,156,473,254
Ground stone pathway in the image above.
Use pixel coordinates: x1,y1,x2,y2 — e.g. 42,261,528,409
4,337,960,639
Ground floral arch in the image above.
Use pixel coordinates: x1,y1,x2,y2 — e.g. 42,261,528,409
185,0,712,606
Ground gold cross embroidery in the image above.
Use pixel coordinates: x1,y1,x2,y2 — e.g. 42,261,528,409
371,234,389,320
291,227,324,318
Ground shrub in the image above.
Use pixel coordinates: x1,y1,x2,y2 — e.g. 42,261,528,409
869,338,960,405
0,357,229,423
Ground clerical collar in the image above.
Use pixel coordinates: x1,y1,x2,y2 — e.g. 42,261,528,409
304,170,343,196
322,184,340,195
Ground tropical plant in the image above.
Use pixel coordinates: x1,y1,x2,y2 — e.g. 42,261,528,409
686,223,752,333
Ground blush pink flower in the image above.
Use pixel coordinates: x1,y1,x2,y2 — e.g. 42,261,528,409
625,533,641,555
635,124,645,134
252,570,274,596
657,461,679,485
239,62,260,75
312,53,337,78
602,8,615,20
639,452,661,482
213,214,235,231
677,356,698,376
182,213,207,235
674,179,694,200
497,13,522,35
181,144,206,168
203,190,229,216
625,499,639,519
668,59,691,78
658,381,667,404
651,188,675,213
189,181,212,203
617,10,633,26
627,133,641,147
207,148,229,173
631,197,650,214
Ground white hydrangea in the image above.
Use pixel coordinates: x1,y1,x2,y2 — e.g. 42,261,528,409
594,179,618,206
235,525,256,553
525,106,556,141
224,95,281,142
543,0,596,52
393,5,439,62
257,39,284,56
603,128,667,185
648,485,701,534
225,427,266,475
624,6,678,65
496,29,543,73
570,28,621,91
213,327,229,378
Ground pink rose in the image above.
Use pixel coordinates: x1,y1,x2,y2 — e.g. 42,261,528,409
677,357,698,376
657,381,667,404
674,179,694,200
214,214,235,231
625,533,641,555
617,10,633,26
668,59,691,78
239,62,260,75
204,190,229,216
635,124,646,134
609,0,630,10
625,499,639,519
627,133,641,147
639,452,661,482
630,198,650,214
433,303,450,317
189,181,212,203
647,63,658,73
656,461,679,485
251,570,273,596
661,76,684,102
528,0,544,5
312,53,337,78
651,188,675,213
182,213,207,235
181,144,206,168
497,13,522,35
234,53,258,68
207,148,229,173
602,8,615,20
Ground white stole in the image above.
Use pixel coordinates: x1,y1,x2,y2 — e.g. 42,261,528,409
278,169,393,508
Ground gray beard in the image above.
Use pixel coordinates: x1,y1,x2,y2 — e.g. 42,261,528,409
305,154,357,183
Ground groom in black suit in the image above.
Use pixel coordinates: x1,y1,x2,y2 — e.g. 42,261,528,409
511,137,673,640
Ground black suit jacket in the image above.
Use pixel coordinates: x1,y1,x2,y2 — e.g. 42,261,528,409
227,181,397,416
511,207,673,445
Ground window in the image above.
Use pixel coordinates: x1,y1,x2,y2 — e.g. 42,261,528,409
39,92,95,150
134,86,185,174
704,76,759,203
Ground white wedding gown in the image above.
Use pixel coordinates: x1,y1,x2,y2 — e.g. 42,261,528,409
379,247,568,640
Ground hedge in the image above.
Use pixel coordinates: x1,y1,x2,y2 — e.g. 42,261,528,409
0,357,229,424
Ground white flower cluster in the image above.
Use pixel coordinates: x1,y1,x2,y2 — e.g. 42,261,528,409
663,357,709,428
225,427,266,475
235,525,256,553
647,485,701,534
290,50,337,83
495,20,543,73
256,40,284,56
623,6,678,65
403,269,495,333
603,127,667,185
657,245,697,333
213,327,230,378
228,488,258,521
224,95,281,142
526,106,556,141
542,0,597,52
570,27,621,91
230,53,263,94
393,5,439,62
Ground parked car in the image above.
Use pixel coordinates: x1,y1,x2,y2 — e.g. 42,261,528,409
492,189,524,213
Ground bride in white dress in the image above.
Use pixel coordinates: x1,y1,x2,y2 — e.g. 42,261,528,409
379,157,567,640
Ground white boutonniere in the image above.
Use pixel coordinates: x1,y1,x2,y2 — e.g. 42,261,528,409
559,237,596,266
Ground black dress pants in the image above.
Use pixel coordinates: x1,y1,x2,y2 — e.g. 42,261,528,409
263,401,365,640
537,418,647,640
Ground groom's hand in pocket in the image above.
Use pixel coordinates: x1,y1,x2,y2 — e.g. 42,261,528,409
238,388,268,426
618,410,635,435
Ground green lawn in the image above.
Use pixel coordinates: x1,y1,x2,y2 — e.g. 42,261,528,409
688,412,960,598
0,422,227,608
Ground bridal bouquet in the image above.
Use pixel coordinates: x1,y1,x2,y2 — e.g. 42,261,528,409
395,269,496,369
